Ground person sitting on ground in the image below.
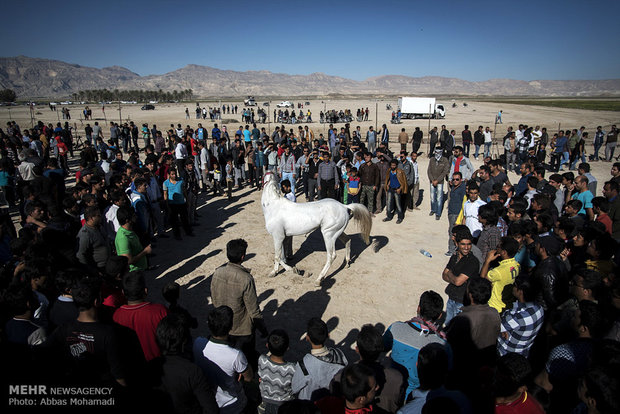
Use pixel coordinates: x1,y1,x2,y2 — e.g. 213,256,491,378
291,317,348,401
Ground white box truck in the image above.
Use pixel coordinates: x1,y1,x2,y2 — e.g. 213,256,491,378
398,97,445,119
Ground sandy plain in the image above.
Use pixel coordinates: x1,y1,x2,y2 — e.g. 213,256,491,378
1,99,619,361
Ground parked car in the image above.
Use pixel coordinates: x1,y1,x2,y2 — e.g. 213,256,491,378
305,101,310,105
263,102,270,106
276,101,292,108
141,104,155,110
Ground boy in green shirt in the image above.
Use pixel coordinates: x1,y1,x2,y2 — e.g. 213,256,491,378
115,206,151,272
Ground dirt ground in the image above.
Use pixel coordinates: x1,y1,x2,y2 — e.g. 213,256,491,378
2,99,619,361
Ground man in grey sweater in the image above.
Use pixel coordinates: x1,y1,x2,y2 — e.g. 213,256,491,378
76,206,110,273
291,318,348,401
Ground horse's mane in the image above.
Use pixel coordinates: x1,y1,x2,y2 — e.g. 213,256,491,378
263,174,282,201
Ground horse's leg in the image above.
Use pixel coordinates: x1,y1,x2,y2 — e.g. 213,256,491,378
338,233,351,267
316,232,338,286
269,233,295,278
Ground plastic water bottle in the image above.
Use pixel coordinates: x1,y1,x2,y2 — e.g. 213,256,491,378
419,249,432,258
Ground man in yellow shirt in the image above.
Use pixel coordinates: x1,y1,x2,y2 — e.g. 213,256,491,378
481,237,521,313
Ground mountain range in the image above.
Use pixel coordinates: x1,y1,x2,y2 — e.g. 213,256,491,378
1,56,619,99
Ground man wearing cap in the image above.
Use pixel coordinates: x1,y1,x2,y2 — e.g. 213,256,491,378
317,152,339,200
427,148,450,220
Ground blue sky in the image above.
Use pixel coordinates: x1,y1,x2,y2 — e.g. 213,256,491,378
2,0,619,81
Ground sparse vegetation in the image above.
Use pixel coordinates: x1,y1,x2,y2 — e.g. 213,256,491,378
0,89,17,102
483,99,620,112
70,88,193,103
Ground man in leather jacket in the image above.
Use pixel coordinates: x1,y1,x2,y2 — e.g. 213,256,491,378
533,235,569,312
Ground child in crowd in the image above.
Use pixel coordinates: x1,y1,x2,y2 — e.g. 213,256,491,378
225,158,234,201
212,161,223,196
346,166,360,204
258,329,296,414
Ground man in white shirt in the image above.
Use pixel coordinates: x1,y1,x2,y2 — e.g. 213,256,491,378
197,306,252,413
483,127,493,158
199,141,211,192
463,184,486,239
174,137,188,172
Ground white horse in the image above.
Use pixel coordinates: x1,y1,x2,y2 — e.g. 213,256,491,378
261,172,372,285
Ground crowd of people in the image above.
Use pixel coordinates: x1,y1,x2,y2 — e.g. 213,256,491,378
0,114,619,414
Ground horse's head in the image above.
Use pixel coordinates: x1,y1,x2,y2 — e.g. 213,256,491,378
261,171,281,206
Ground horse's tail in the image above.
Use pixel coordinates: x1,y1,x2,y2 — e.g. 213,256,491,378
345,203,372,245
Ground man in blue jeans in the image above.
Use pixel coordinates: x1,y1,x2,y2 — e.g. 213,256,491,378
427,148,450,220
442,229,480,325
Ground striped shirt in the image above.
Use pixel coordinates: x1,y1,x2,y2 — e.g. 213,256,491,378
258,354,296,404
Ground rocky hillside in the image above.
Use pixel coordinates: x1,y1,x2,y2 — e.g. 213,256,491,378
1,56,619,98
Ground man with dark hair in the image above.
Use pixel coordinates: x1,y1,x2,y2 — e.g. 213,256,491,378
76,206,109,273
494,353,544,413
331,324,405,413
602,180,620,240
359,151,380,215
155,314,219,413
481,237,521,313
196,306,253,412
383,159,407,223
211,238,267,372
397,343,471,414
447,277,500,359
292,317,348,401
497,275,545,357
383,291,447,399
317,364,382,413
515,162,533,197
446,172,467,256
443,230,480,324
317,151,339,200
535,301,610,413
114,205,151,272
533,235,569,312
578,368,620,414
46,277,126,386
113,272,168,361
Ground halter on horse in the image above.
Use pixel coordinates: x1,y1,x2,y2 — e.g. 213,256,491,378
261,172,372,285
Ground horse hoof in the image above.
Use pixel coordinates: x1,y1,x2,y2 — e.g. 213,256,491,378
346,261,351,268
268,272,277,278
291,267,301,275
314,279,322,287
